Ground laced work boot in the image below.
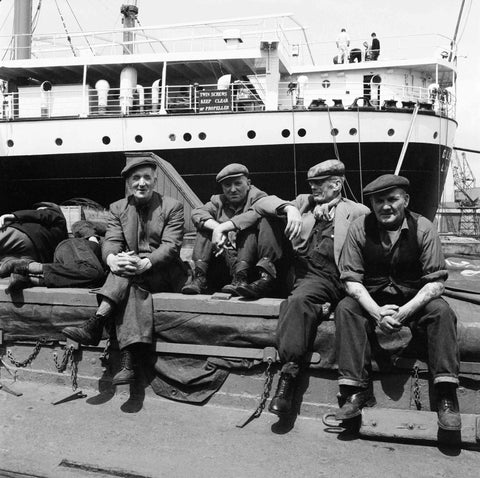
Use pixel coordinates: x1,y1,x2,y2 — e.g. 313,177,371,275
112,348,136,386
0,257,27,278
5,273,31,294
335,387,376,420
181,268,208,295
436,385,461,431
236,271,276,299
221,270,248,296
62,315,106,346
268,371,296,416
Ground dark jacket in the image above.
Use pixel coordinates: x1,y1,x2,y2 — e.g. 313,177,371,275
10,206,68,262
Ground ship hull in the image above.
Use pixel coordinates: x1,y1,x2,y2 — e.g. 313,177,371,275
0,110,455,219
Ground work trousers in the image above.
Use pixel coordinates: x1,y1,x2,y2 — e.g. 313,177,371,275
335,296,460,388
43,238,105,288
192,217,285,290
276,254,343,375
0,227,37,260
98,261,187,349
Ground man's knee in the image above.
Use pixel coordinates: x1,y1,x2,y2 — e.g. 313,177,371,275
424,298,456,324
335,296,361,323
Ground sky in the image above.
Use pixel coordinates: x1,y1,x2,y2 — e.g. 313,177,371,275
0,0,478,198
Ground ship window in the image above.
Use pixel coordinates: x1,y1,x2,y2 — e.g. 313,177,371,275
331,128,339,136
135,135,143,143
282,129,290,138
102,136,111,145
7,139,13,147
55,138,63,146
349,128,357,136
199,132,206,140
388,128,395,136
169,134,176,141
298,128,306,137
433,131,438,139
183,133,192,142
247,130,256,139
322,80,331,88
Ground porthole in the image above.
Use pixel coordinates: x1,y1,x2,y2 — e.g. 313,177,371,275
102,136,111,145
322,79,331,88
282,129,290,138
183,133,192,142
349,128,357,136
169,134,176,141
433,131,438,139
55,138,63,146
247,130,256,139
330,128,339,137
387,129,395,136
199,132,206,140
7,139,13,147
135,135,143,143
298,128,306,137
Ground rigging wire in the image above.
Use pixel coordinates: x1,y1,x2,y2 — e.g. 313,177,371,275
65,0,95,55
355,104,363,203
456,0,472,45
31,0,42,33
54,0,77,56
287,87,298,197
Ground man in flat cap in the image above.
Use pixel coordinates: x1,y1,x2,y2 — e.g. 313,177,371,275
252,159,369,416
182,163,285,298
335,174,461,431
0,202,68,278
63,155,187,385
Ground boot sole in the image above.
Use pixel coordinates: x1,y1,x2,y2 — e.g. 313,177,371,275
62,330,101,346
235,285,258,299
335,397,377,421
437,419,462,431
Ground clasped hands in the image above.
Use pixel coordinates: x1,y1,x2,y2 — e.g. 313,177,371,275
376,304,408,334
107,251,152,276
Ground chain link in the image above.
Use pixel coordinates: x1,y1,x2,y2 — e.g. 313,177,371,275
250,359,275,420
52,345,78,391
412,365,422,410
6,338,46,368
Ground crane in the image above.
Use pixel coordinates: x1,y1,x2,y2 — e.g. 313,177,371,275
451,150,480,237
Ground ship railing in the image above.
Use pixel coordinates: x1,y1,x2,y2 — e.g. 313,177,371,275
0,79,455,121
277,81,456,119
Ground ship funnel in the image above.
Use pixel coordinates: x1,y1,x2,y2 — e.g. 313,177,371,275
217,74,232,90
136,84,145,112
120,66,137,114
13,0,32,59
40,81,52,117
121,4,138,54
152,79,161,112
95,80,110,114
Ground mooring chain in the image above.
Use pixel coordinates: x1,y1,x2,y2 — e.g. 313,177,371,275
412,365,422,410
53,344,74,373
99,338,111,366
6,338,47,368
252,359,275,419
70,354,78,392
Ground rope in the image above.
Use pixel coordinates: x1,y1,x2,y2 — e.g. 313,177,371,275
326,105,340,160
31,0,42,33
65,0,95,55
287,85,298,197
355,104,364,203
54,0,77,57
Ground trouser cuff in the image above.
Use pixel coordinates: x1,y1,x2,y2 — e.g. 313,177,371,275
433,375,459,386
257,257,276,278
338,377,369,388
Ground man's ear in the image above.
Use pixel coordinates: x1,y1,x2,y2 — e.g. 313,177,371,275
247,178,251,187
404,193,410,208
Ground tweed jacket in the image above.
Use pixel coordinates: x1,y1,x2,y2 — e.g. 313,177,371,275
102,192,184,268
253,194,370,265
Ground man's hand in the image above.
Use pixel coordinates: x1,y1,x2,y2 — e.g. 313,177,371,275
0,214,15,230
283,205,302,241
106,251,137,276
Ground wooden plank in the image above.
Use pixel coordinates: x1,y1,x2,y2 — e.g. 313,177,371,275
360,407,479,445
155,341,321,364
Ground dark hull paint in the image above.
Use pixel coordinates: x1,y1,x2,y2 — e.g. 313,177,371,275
0,141,450,220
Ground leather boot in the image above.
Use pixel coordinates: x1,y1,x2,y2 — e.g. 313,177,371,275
268,371,296,416
112,348,136,386
62,314,106,346
181,268,208,295
236,271,276,299
0,257,23,278
221,270,248,296
5,273,31,294
335,387,376,420
436,384,461,431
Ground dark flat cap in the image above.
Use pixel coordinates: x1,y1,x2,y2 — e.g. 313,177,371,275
71,220,96,239
363,174,410,196
121,156,158,178
33,201,62,213
216,163,249,183
307,159,345,180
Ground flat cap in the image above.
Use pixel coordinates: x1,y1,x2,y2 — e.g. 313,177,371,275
71,220,97,239
307,159,345,181
216,163,249,183
33,201,62,213
121,156,158,178
363,174,410,196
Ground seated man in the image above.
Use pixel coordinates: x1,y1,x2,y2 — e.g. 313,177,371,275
182,163,286,299
252,159,369,415
62,156,187,386
0,202,68,276
335,174,461,431
5,220,106,293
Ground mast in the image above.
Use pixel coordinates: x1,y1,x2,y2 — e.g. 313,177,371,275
121,4,138,54
449,0,466,61
13,0,33,60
